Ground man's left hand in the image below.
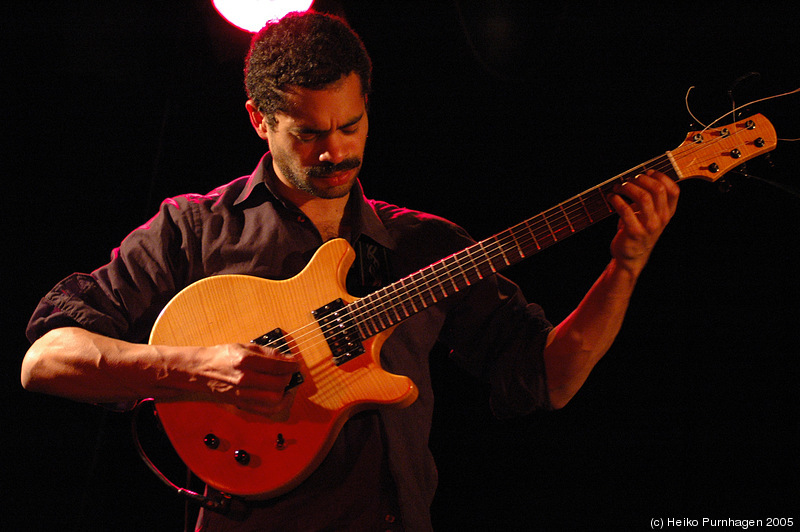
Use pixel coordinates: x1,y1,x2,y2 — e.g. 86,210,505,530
608,169,680,275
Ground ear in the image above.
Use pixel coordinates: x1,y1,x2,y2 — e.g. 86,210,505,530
245,100,270,140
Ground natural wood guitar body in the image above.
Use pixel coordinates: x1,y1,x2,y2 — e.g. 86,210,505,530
150,115,776,498
151,239,417,498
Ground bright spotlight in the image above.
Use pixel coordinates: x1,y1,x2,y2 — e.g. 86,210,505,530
212,0,315,33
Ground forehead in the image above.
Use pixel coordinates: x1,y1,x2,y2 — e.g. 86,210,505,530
279,72,365,126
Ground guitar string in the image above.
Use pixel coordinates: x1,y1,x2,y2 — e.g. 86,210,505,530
265,120,770,364
336,123,763,331
341,123,765,336
354,119,766,325
686,85,799,134
270,121,767,365
293,123,764,370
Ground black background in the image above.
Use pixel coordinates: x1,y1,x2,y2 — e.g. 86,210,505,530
3,1,799,530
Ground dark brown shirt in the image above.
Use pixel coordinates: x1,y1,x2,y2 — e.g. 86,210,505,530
27,153,552,530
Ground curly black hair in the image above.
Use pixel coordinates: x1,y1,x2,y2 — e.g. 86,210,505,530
245,11,372,127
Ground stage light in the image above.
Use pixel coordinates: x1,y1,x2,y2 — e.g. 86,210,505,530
212,0,314,33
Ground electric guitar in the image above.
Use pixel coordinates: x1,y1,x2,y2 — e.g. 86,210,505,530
151,114,776,499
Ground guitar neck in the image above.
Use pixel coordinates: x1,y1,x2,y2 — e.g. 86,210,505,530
350,154,677,339
349,112,777,338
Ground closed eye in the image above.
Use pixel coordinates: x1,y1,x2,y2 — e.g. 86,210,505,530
296,131,320,142
291,113,364,142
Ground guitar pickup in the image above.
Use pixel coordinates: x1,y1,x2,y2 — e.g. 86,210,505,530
312,299,365,366
252,328,304,390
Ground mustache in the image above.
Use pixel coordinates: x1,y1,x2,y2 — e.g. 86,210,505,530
308,158,361,178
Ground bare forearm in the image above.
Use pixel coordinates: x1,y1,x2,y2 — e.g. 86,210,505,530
544,170,680,408
21,327,300,415
21,327,200,404
544,258,639,407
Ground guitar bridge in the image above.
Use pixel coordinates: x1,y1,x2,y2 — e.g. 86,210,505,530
252,328,304,389
312,299,365,366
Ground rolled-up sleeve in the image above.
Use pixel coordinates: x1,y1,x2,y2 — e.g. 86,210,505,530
26,197,194,344
441,273,554,417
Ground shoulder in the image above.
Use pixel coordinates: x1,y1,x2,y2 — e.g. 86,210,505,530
136,175,259,235
160,175,252,214
116,174,258,262
368,199,471,240
367,199,475,268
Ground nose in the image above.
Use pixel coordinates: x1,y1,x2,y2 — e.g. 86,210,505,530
318,132,350,165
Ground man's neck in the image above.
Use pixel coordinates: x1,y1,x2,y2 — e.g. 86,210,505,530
298,195,351,241
269,167,351,241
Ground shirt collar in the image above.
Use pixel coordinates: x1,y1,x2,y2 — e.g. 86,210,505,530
234,153,396,250
233,152,271,207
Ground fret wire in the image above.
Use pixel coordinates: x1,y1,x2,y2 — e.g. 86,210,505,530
345,135,764,339
390,298,404,323
419,276,436,308
458,251,476,286
440,256,458,294
452,249,472,286
431,261,448,299
568,197,592,229
351,299,372,337
402,278,420,313
477,240,496,273
425,263,443,302
485,237,502,270
408,274,425,311
558,203,575,232
366,288,385,330
508,225,527,258
495,235,511,266
578,194,593,223
410,270,433,308
521,218,541,252
474,240,493,277
464,245,483,281
478,238,497,273
347,152,694,337
358,297,377,336
468,248,485,284
542,211,557,241
376,308,389,329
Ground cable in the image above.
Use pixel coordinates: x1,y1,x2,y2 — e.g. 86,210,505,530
131,399,233,516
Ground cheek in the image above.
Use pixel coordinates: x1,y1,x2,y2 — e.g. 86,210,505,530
296,145,323,167
357,121,369,149
345,133,368,159
272,137,313,167
282,135,319,162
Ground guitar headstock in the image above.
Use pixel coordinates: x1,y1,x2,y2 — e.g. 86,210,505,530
669,114,777,182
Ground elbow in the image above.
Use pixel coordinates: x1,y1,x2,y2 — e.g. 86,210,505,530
545,370,591,410
546,386,575,410
543,329,594,410
21,343,46,392
21,330,68,394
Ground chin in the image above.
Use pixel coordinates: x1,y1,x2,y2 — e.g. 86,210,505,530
311,172,358,199
315,183,354,199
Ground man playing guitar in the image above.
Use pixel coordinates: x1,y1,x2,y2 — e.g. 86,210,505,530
22,11,680,531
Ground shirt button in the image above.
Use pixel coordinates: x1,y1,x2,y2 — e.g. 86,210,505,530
297,215,306,223
384,514,396,523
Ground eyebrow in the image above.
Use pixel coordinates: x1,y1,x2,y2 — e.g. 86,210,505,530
294,113,364,134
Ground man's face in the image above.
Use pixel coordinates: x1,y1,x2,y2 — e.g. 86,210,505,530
252,72,369,200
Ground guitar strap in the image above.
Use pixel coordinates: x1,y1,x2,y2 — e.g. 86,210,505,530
347,237,393,297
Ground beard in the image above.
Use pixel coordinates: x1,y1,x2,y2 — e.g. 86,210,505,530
272,146,362,200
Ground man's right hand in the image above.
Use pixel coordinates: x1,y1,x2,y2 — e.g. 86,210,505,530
193,343,300,416
22,327,300,417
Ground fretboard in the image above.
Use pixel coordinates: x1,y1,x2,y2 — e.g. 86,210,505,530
349,154,677,339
